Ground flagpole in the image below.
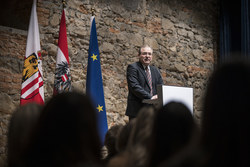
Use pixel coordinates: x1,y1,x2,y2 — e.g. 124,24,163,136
91,7,95,16
91,7,95,26
91,2,98,16
62,0,66,9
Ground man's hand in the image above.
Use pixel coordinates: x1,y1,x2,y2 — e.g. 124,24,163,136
151,95,158,100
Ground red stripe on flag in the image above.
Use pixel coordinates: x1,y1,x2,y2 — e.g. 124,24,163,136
61,74,68,82
58,10,69,64
21,77,39,95
20,92,44,105
39,80,43,87
25,88,39,99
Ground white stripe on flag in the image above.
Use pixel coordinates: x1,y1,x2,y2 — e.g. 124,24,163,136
56,47,67,66
62,74,68,82
21,80,39,98
21,72,39,89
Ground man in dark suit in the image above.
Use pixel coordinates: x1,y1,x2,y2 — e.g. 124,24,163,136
126,45,163,120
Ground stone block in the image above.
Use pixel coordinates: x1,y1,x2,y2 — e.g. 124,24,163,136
0,93,15,114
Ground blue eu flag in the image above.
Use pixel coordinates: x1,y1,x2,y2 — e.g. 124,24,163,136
86,17,108,145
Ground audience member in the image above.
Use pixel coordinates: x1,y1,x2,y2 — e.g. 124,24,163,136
126,106,156,167
148,101,198,167
7,103,42,167
107,119,136,167
160,58,250,167
103,124,123,164
200,58,250,167
108,106,155,167
116,119,136,153
24,92,102,167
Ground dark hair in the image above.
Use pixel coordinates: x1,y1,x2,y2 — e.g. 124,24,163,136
126,106,156,167
202,58,250,166
149,102,196,166
25,92,101,167
116,119,136,153
104,124,123,159
127,106,155,148
8,103,42,167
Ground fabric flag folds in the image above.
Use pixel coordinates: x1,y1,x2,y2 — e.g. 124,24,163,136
86,16,108,144
53,9,71,95
20,0,44,105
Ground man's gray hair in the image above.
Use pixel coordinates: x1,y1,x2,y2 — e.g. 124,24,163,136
138,44,153,55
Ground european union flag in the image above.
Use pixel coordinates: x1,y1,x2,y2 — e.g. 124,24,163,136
86,16,108,145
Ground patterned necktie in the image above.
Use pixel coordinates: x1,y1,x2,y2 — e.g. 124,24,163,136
145,66,153,96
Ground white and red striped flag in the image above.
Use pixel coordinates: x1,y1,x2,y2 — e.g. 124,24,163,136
53,9,71,95
20,0,44,105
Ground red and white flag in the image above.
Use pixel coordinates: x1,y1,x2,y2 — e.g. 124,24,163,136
53,9,71,95
20,0,44,105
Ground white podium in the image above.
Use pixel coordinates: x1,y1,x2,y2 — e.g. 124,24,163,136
143,85,193,114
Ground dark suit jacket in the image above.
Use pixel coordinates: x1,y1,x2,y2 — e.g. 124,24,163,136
126,61,163,117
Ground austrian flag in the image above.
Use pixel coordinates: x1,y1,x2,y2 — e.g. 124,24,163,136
20,0,44,105
53,9,71,95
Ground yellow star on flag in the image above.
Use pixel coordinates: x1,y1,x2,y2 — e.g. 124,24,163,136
96,104,103,112
91,54,98,61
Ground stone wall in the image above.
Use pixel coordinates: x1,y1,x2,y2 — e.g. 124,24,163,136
0,0,218,165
